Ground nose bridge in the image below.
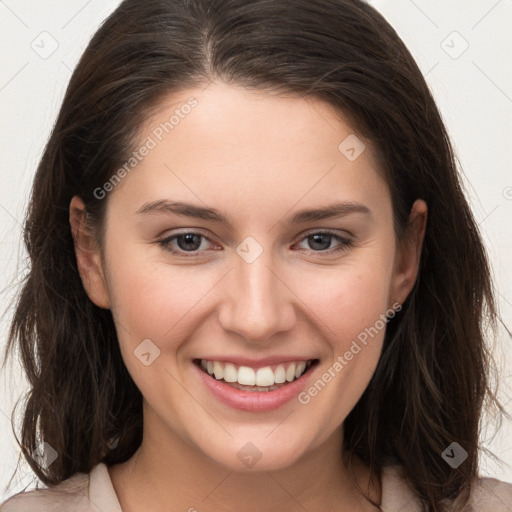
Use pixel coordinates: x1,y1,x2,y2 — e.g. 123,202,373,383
217,240,295,343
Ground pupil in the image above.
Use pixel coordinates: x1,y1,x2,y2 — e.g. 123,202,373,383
178,234,201,251
310,234,330,251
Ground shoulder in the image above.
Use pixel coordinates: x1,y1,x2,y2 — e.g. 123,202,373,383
381,464,512,511
0,472,89,512
0,463,120,512
469,475,512,511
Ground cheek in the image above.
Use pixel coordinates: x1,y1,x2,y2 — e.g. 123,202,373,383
299,259,394,346
105,243,209,338
323,274,388,378
291,257,393,420
104,248,211,402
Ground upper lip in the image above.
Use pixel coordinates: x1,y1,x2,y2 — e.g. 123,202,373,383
194,356,318,369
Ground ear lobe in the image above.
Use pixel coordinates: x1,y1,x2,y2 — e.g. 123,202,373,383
391,199,428,306
69,195,110,309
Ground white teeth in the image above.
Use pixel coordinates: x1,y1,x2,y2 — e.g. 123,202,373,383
256,367,275,387
274,365,286,384
213,361,224,380
285,363,296,382
295,361,306,379
223,363,238,383
200,359,313,388
238,366,256,385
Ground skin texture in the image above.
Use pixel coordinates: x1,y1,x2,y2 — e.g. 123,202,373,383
70,81,427,511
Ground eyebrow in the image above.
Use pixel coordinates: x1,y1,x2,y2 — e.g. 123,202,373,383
135,199,371,228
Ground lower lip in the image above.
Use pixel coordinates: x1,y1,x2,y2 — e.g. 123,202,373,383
194,361,317,412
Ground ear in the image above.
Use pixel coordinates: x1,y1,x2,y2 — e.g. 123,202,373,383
389,199,428,307
69,195,110,309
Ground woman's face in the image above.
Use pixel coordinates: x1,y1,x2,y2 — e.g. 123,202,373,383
72,80,426,471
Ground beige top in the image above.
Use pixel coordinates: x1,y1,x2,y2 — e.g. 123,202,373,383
1,462,511,511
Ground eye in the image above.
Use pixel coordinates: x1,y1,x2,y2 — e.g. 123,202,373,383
295,230,353,254
158,231,217,255
158,229,352,257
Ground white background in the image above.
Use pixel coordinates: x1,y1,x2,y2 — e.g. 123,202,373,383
1,0,511,500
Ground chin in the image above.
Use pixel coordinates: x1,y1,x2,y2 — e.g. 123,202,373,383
198,435,308,472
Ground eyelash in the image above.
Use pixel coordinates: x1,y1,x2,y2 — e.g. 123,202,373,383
157,230,353,257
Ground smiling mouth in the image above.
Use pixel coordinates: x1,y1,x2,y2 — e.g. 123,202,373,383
194,358,319,392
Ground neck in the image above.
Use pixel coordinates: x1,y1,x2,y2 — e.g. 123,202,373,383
109,408,381,512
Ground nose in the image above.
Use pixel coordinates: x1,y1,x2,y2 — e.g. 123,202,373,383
216,248,296,344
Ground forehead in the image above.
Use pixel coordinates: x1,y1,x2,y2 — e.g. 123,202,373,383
107,81,390,223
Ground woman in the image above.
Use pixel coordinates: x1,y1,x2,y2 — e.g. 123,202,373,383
1,0,511,510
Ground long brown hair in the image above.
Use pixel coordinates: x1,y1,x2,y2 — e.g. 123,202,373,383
2,0,506,510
